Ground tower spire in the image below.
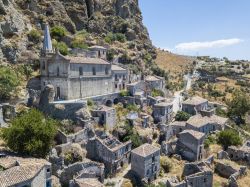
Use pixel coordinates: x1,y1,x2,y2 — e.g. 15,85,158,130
42,23,53,54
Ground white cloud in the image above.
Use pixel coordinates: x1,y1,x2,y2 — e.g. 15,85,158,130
175,38,243,51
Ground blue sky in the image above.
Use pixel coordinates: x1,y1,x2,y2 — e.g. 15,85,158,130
139,0,250,60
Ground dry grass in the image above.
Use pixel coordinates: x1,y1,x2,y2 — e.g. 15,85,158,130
155,49,195,75
166,157,185,179
213,174,228,187
192,77,241,103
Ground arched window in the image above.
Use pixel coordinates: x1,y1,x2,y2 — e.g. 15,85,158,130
57,67,59,76
79,67,83,76
105,66,109,75
42,61,46,70
92,67,96,75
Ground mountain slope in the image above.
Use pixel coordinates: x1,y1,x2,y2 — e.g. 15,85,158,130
0,0,155,65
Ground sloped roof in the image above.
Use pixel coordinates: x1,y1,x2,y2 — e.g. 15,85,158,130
131,143,160,157
0,156,50,187
182,96,208,106
146,75,161,82
187,114,228,128
65,56,110,65
180,129,205,140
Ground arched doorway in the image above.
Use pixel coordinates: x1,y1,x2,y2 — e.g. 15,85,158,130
106,100,113,107
113,98,119,105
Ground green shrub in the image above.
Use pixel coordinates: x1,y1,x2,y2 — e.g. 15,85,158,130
50,26,67,40
87,99,94,107
1,109,58,158
175,111,191,121
204,135,217,149
115,33,126,43
28,29,41,43
0,66,19,100
20,64,33,80
151,89,164,97
107,49,115,61
55,42,68,55
104,32,126,44
71,31,88,49
122,123,142,148
160,156,173,173
126,104,140,112
120,90,130,97
64,151,82,165
218,130,242,149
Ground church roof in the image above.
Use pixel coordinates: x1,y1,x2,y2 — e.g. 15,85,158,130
65,56,110,65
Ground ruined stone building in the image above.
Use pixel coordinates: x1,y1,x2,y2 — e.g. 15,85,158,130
40,24,128,100
86,132,132,176
176,130,205,161
0,156,52,187
152,101,174,124
186,114,228,134
182,96,209,115
227,141,250,164
167,161,213,187
169,121,186,136
91,105,116,129
131,143,160,183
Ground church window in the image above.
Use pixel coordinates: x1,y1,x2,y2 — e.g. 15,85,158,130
92,67,96,75
105,66,109,75
42,61,46,70
57,67,59,76
79,67,83,76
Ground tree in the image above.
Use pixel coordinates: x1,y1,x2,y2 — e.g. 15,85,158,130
227,91,250,125
1,109,58,158
217,130,242,149
175,111,191,121
0,66,19,100
50,26,67,41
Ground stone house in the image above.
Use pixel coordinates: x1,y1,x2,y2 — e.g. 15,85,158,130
131,143,160,183
145,75,165,92
176,130,205,161
227,141,250,164
112,64,128,92
0,156,52,187
60,159,105,185
152,101,174,124
167,161,213,187
40,24,127,100
169,121,186,136
182,96,208,115
86,132,132,176
148,96,166,106
186,114,228,134
91,105,116,129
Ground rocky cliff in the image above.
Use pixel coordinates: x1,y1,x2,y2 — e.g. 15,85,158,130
0,0,155,67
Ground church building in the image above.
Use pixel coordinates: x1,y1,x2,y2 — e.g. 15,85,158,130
40,24,128,100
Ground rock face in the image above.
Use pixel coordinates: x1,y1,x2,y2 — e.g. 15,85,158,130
0,0,155,65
